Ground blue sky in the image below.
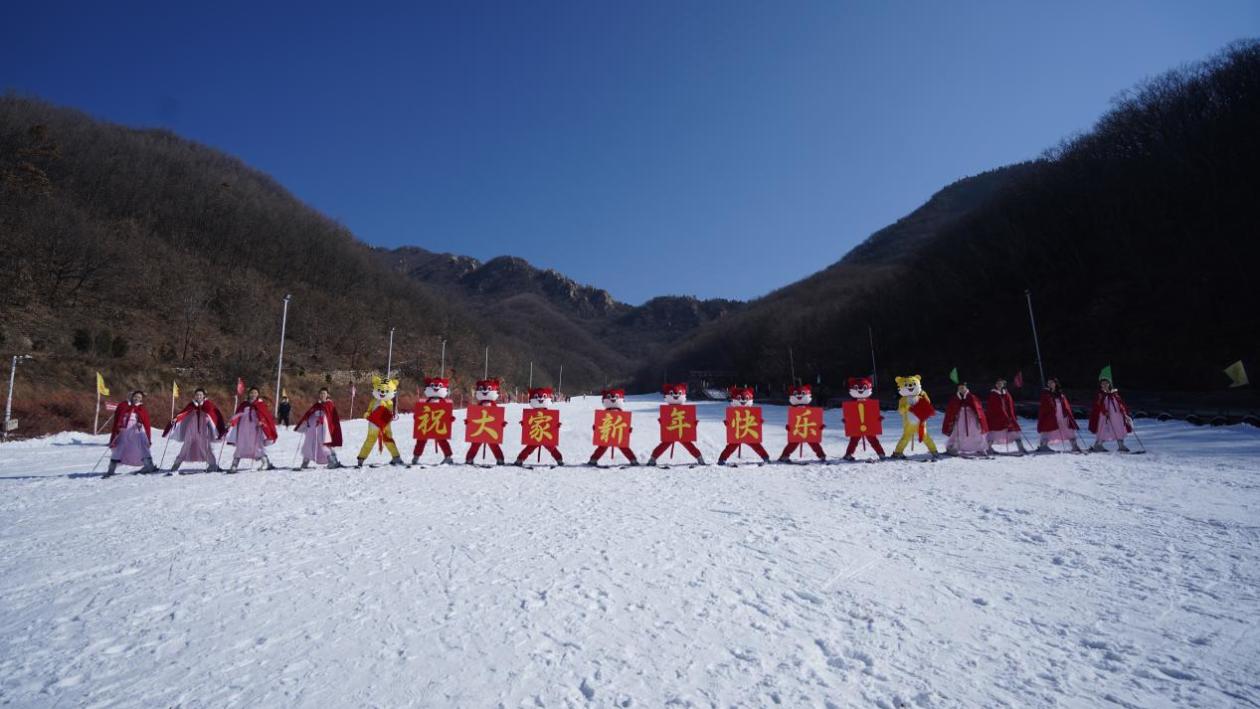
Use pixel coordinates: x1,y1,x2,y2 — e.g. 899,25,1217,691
3,1,1256,303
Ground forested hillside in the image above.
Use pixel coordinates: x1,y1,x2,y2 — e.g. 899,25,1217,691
0,98,693,434
637,41,1260,403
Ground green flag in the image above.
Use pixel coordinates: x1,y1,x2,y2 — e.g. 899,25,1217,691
1098,364,1113,382
1223,360,1249,388
948,367,959,384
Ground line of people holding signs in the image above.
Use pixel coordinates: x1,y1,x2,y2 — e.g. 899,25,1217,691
100,371,1137,476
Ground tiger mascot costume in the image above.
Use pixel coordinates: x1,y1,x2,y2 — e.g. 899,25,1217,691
892,374,940,460
357,375,405,467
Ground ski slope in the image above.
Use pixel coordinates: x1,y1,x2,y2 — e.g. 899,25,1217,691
1,395,1258,707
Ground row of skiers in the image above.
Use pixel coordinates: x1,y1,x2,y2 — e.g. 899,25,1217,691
102,370,1135,476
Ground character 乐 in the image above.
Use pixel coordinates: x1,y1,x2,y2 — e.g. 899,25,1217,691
779,384,827,462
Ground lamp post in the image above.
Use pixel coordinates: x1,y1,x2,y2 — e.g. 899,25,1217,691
275,294,291,404
3,355,32,441
386,327,396,378
1025,289,1046,389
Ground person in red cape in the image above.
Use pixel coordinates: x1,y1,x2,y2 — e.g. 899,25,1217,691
942,381,990,457
985,377,1028,455
163,387,228,473
588,388,638,466
514,387,564,466
465,378,506,465
717,386,771,465
1089,377,1133,452
779,383,828,462
106,390,155,477
1036,378,1082,453
295,387,344,469
647,383,706,466
226,386,279,471
413,376,455,465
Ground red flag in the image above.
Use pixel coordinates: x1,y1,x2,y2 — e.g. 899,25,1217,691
350,383,357,398
236,377,245,396
1013,371,1024,389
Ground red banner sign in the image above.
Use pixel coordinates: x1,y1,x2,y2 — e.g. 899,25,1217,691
520,409,560,446
725,406,763,445
909,398,936,421
465,404,505,444
787,406,825,443
413,401,453,440
659,404,697,443
842,400,882,437
593,410,632,447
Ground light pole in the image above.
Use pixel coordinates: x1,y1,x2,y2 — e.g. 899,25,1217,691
275,294,291,404
386,327,396,379
1024,289,1046,389
3,355,32,441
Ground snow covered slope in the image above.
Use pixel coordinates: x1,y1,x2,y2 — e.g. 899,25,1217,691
1,396,1257,707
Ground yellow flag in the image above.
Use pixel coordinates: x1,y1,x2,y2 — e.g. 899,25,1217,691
96,372,109,397
172,381,180,398
1224,360,1249,388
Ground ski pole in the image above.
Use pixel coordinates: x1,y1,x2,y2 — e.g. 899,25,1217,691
90,446,111,476
1128,419,1149,453
157,433,173,471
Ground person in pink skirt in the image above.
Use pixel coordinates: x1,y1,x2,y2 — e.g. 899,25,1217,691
163,387,228,474
294,388,344,469
226,386,279,472
1089,377,1133,452
105,390,155,477
1036,378,1082,453
942,381,989,457
985,377,1028,455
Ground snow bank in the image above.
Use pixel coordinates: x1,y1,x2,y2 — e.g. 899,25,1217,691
1,396,1257,706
